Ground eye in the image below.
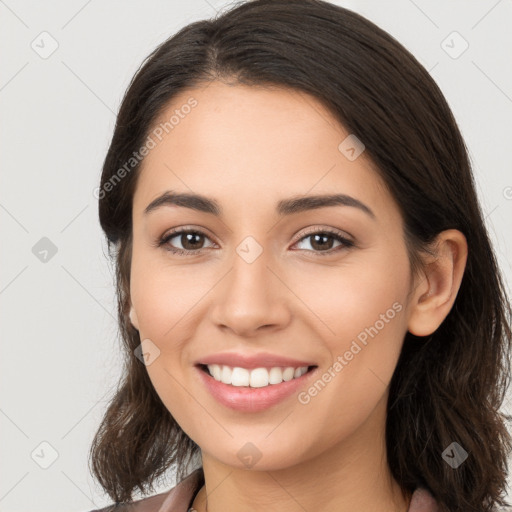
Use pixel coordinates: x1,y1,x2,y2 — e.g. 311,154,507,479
157,228,216,255
156,226,354,257
291,227,354,256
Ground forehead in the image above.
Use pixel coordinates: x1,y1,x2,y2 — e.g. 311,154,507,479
132,81,397,225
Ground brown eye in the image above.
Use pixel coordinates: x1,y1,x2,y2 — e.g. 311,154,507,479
175,231,206,250
292,228,354,255
159,229,215,255
305,233,336,251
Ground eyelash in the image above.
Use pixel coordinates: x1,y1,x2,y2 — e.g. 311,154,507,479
156,226,354,257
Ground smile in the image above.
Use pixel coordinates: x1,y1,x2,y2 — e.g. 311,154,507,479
204,364,312,387
196,363,318,412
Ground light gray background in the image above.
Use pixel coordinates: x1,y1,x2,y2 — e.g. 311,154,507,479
1,1,511,511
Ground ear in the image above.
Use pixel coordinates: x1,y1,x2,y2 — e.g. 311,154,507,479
407,229,468,337
129,305,140,331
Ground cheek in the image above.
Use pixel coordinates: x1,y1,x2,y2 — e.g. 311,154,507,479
130,252,211,339
290,246,409,344
290,248,409,408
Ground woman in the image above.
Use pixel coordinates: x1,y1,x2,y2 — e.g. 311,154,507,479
88,1,512,511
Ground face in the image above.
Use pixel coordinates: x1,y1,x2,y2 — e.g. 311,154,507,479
129,81,417,471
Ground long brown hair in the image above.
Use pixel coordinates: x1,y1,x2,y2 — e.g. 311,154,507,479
90,1,512,510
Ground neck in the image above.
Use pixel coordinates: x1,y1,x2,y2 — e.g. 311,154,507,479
191,394,411,512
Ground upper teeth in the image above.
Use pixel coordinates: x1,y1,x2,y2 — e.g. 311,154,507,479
207,364,309,387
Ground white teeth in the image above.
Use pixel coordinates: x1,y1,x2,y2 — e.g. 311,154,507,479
268,367,283,384
206,364,310,387
210,364,222,381
282,367,295,381
221,365,232,384
250,368,269,388
231,367,250,386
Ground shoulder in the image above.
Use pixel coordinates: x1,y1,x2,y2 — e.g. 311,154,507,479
85,491,169,512
408,486,440,512
87,471,438,512
86,468,204,512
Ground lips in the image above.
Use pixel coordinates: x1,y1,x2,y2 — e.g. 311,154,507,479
194,351,319,412
196,351,316,369
196,363,318,412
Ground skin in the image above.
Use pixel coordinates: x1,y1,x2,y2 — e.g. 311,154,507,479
128,81,468,512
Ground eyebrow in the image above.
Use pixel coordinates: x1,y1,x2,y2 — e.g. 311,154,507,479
143,190,376,220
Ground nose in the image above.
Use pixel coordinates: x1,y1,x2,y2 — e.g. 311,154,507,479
210,248,291,338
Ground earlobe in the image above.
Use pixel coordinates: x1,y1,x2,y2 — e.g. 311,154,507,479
407,229,468,337
129,306,140,331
